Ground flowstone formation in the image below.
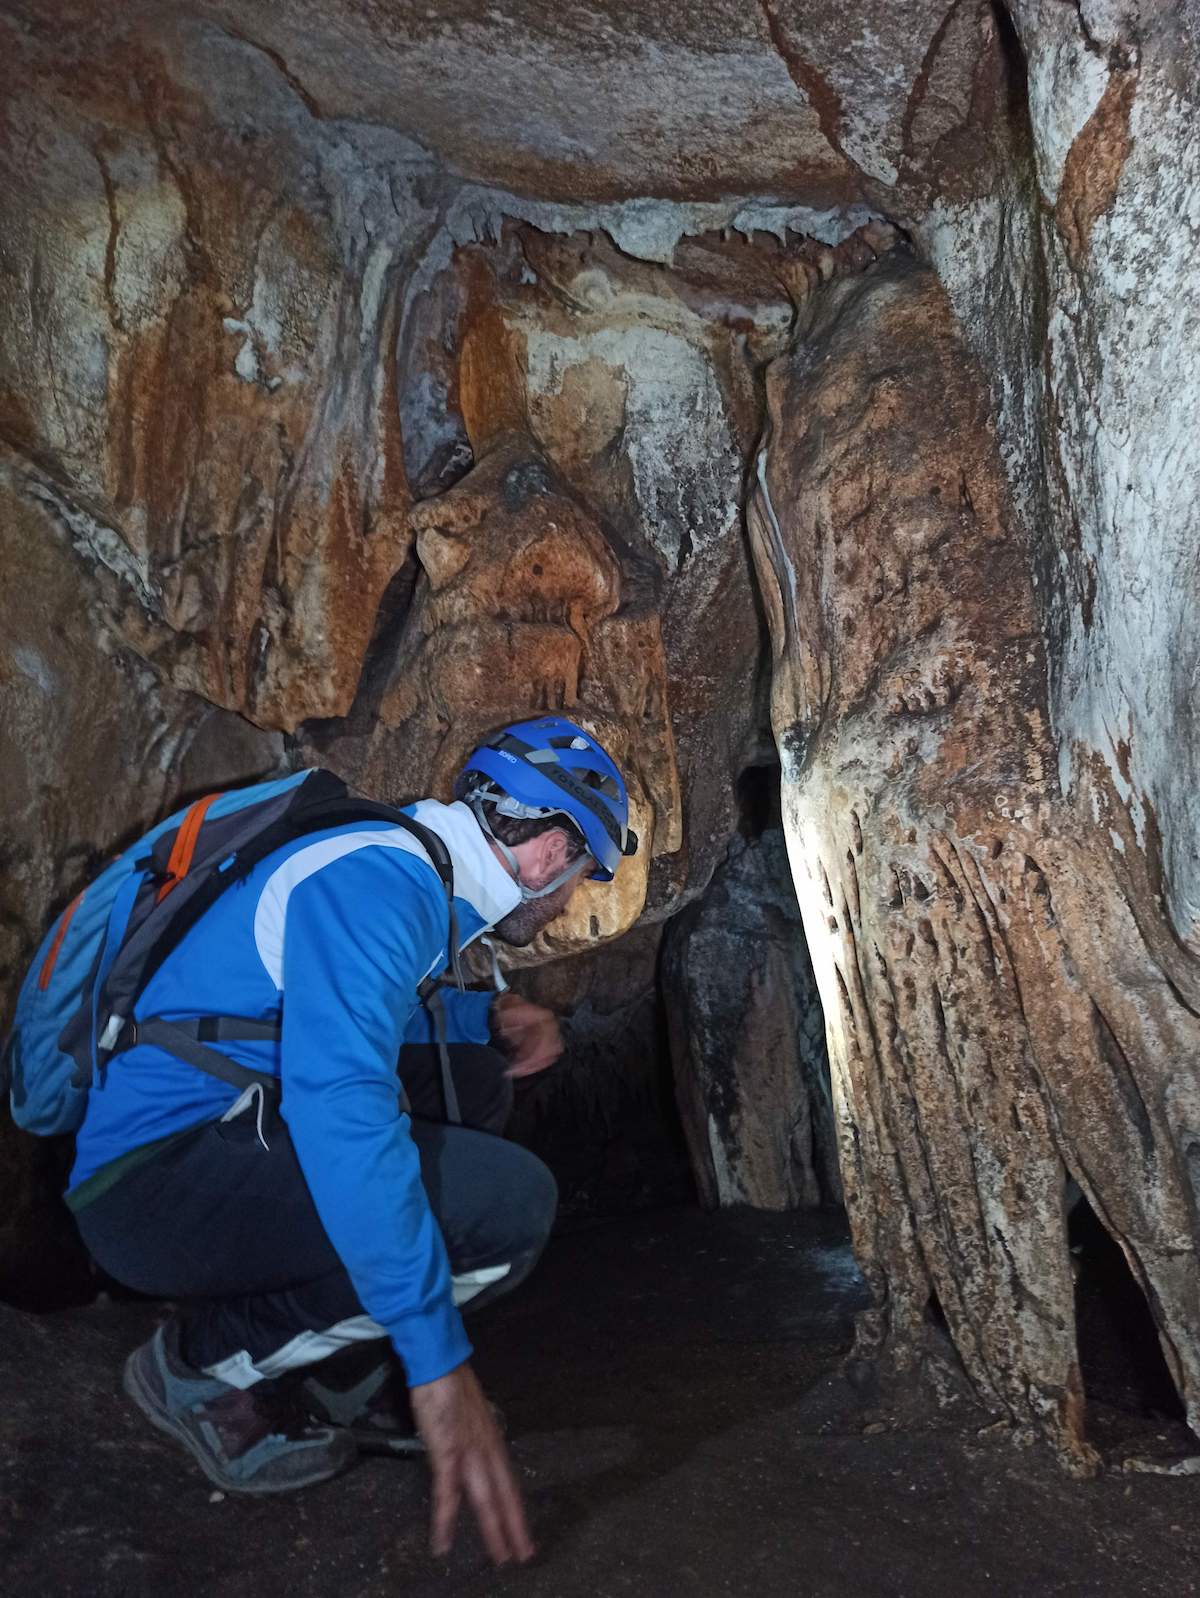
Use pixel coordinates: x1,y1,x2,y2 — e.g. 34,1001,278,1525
4,0,1200,1467
751,252,1200,1467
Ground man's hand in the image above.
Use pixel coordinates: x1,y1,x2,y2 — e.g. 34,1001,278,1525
492,993,564,1078
410,1363,534,1565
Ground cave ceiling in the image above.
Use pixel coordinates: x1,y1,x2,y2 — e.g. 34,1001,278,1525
6,0,1004,215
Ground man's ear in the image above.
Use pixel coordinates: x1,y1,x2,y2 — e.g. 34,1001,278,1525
515,828,563,891
543,827,573,874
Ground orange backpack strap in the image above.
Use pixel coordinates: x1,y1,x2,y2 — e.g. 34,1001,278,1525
37,891,86,992
156,793,220,904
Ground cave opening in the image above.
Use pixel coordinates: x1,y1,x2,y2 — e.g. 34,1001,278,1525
736,760,785,841
1068,1182,1189,1445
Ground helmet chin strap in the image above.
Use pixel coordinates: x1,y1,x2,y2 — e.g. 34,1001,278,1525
471,801,591,902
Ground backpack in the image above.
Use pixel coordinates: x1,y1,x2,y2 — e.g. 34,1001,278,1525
2,769,462,1137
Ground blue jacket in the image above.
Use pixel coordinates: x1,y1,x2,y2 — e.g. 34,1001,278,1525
69,798,521,1386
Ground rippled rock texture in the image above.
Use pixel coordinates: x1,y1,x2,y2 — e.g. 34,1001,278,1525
751,248,1200,1467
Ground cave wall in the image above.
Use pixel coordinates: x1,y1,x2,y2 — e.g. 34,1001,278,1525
0,5,842,1278
4,0,1200,1469
0,14,796,986
0,21,443,729
751,248,1200,1468
0,0,1020,1027
926,5,1200,970
913,1,1200,1455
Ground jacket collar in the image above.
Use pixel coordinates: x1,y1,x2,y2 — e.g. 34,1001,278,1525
406,799,521,946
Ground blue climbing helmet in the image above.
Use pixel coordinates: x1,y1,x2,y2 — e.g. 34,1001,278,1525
454,717,638,883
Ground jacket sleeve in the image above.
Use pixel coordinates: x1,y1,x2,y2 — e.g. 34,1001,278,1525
403,986,495,1048
277,847,472,1387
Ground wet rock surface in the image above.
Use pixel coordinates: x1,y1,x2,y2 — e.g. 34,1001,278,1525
750,249,1200,1464
5,1207,1200,1598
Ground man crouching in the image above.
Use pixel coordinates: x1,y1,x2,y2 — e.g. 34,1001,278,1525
66,718,637,1565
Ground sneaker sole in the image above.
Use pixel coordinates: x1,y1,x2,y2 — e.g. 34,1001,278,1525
123,1348,356,1496
348,1425,427,1458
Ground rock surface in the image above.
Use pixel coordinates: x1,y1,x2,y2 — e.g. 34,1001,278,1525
5,1210,1200,1598
1,1,1011,211
750,251,1200,1466
306,436,680,958
0,15,443,730
0,473,283,1298
663,828,839,1211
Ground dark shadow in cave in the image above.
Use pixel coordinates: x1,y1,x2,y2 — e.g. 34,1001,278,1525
991,0,1031,116
506,924,697,1231
735,759,784,840
301,547,423,753
1067,1178,1188,1443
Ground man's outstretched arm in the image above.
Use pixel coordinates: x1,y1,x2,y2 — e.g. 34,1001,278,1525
276,847,533,1563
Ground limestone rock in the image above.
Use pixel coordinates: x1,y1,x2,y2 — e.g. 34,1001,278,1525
0,16,442,729
663,829,839,1212
440,226,806,919
751,251,1200,1464
302,224,838,941
5,0,1200,1475
304,436,683,957
0,471,283,1290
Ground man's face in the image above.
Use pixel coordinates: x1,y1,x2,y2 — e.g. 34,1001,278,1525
493,852,593,948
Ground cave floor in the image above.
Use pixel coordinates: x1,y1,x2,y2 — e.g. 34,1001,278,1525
4,1206,1200,1598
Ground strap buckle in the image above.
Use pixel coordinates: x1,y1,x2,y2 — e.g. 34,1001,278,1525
98,1013,133,1054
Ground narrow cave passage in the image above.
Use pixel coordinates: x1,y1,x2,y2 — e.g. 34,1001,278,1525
499,756,841,1230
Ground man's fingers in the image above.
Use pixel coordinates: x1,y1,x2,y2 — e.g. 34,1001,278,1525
496,1462,536,1562
430,1463,463,1558
463,1455,512,1564
506,1045,559,1078
413,1357,534,1566
477,1424,535,1563
494,996,565,1078
503,1020,564,1077
464,1447,535,1565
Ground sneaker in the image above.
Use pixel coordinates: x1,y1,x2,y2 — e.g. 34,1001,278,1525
123,1321,358,1493
301,1348,507,1458
301,1350,426,1458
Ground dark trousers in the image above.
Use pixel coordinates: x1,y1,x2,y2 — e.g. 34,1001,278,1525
75,1044,557,1383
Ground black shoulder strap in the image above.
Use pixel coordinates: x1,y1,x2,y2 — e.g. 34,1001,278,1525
112,784,467,1126
130,786,457,1008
